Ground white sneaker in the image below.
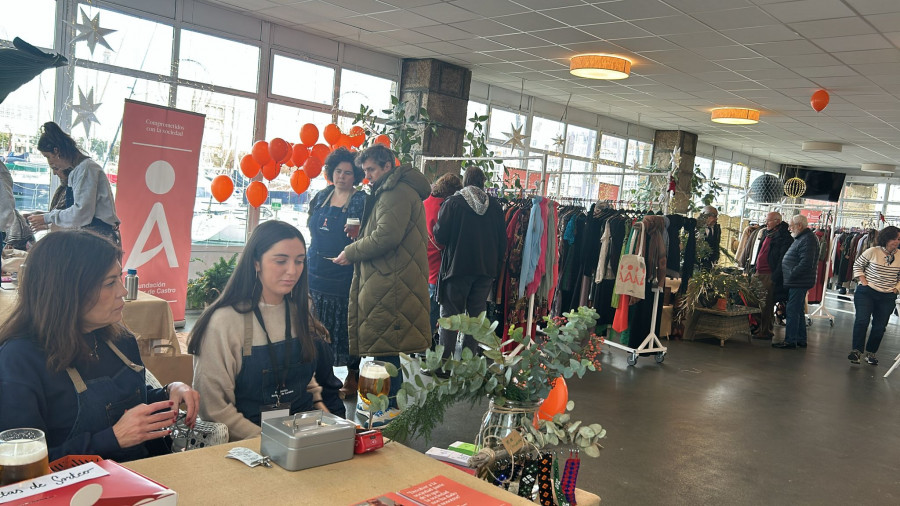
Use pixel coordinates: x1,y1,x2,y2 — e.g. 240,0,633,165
369,408,401,428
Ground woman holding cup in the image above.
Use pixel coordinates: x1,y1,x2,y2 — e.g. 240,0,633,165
0,230,199,463
305,148,365,396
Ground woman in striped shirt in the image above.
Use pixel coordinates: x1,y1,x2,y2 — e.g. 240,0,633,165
850,226,900,365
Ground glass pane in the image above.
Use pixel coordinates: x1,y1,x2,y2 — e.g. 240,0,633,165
73,4,173,75
0,0,55,48
730,163,747,187
180,30,259,92
749,169,763,186
565,124,596,158
1,66,55,212
713,160,731,182
890,185,900,201
488,108,525,141
265,103,332,143
339,69,394,116
72,67,170,171
271,55,334,105
530,116,563,152
176,87,256,246
563,159,591,174
625,139,652,169
844,182,879,201
598,134,626,163
467,101,488,129
695,157,713,179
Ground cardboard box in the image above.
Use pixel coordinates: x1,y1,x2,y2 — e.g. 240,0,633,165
0,460,176,505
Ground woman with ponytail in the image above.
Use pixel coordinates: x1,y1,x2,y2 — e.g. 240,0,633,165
27,122,120,243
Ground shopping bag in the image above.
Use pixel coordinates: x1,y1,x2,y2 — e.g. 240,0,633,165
140,344,193,386
614,254,646,299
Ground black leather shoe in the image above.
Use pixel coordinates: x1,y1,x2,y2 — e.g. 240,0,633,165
798,342,807,348
773,342,797,349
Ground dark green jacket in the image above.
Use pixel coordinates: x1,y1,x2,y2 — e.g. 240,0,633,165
344,164,431,357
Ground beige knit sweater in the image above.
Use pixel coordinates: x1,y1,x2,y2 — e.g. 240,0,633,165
192,301,323,441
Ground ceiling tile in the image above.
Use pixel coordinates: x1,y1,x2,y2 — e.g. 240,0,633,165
342,15,397,31
578,21,654,40
452,52,502,64
299,20,362,37
371,10,436,28
716,57,783,71
789,17,876,39
749,39,823,56
720,24,802,44
450,18,517,37
448,0,529,17
524,45,580,59
494,12,565,32
476,61,531,73
531,28,601,45
479,48,538,62
451,37,508,51
487,33,556,49
663,0,753,13
515,59,568,71
518,0,584,8
416,40,470,54
631,15,709,35
292,0,357,19
693,45,760,60
759,0,855,23
865,13,900,33
379,0,442,7
692,7,780,30
324,0,394,15
812,34,893,53
791,65,858,78
844,0,900,15
848,62,900,76
539,5,618,26
771,53,842,67
665,31,735,48
412,23,470,40
381,29,438,44
831,48,900,65
598,0,680,20
379,44,438,57
410,3,481,24
612,36,679,52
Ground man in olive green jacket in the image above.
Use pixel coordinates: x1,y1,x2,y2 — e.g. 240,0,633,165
334,144,431,407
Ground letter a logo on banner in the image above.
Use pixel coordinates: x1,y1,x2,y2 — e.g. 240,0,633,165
117,100,205,323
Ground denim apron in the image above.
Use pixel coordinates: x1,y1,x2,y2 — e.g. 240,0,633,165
307,189,355,296
64,340,148,461
233,304,314,426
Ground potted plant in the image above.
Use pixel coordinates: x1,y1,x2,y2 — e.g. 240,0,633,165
185,254,238,310
677,268,763,320
376,307,607,460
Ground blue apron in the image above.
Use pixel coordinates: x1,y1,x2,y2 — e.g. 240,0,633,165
307,189,356,296
233,305,314,425
64,340,149,462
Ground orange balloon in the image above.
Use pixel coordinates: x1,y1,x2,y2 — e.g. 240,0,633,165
310,143,331,163
252,140,271,165
374,134,391,148
261,160,280,181
537,378,568,421
811,89,829,112
349,125,366,147
268,138,290,163
245,181,268,208
336,134,353,150
280,143,294,167
292,144,309,167
300,123,319,147
303,156,324,179
323,123,342,146
240,154,260,179
291,170,311,195
210,175,234,203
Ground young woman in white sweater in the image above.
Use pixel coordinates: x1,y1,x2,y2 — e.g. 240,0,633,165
189,221,333,441
850,226,900,365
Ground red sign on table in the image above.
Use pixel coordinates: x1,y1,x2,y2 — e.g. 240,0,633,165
117,100,205,322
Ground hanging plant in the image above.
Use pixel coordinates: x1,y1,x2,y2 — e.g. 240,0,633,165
352,95,437,166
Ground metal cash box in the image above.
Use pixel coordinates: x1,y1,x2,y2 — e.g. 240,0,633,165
260,411,356,471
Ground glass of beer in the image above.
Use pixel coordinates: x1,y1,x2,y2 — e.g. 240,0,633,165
357,361,391,406
0,428,51,486
345,218,361,240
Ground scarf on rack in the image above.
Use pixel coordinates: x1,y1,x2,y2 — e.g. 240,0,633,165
641,215,668,285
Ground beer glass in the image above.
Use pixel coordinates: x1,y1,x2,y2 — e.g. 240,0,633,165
345,218,361,240
0,428,51,486
357,361,391,406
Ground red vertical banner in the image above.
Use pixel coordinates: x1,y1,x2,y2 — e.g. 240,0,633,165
118,100,205,323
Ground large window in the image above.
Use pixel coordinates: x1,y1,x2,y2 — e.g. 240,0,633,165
271,55,334,105
530,116,563,152
626,139,652,169
489,108,525,141
0,0,55,48
179,30,260,93
339,69,395,117
598,135,626,164
75,4,173,75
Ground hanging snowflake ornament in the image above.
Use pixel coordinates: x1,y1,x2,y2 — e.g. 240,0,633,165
503,124,529,152
71,86,101,138
552,134,566,154
69,7,117,54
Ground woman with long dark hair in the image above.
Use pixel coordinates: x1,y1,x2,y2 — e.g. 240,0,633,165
849,225,900,365
27,122,120,243
0,230,199,461
189,221,338,441
306,148,365,397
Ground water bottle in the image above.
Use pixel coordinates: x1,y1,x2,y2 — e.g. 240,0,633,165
125,269,139,301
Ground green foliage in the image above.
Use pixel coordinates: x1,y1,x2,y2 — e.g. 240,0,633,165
677,268,762,320
461,112,503,189
384,307,606,457
628,164,668,204
353,95,438,166
687,164,723,213
522,401,605,457
185,254,237,310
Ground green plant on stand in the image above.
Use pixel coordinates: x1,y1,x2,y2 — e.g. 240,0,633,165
352,95,437,166
185,254,238,310
384,307,607,464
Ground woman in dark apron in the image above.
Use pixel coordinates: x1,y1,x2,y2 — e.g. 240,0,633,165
28,122,121,244
189,221,334,441
306,148,365,397
0,230,198,461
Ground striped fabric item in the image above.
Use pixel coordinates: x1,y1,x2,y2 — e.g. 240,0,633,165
853,247,900,293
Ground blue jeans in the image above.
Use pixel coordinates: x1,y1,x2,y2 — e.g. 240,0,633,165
428,283,440,346
785,287,808,344
852,285,896,353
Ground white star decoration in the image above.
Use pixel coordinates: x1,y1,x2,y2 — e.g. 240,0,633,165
69,7,117,54
552,134,566,154
670,146,682,171
72,86,102,138
503,124,529,152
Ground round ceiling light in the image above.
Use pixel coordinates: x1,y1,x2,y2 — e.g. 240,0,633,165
801,141,843,152
860,163,895,173
710,107,760,125
570,54,631,80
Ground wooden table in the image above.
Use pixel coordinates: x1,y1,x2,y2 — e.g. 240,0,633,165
0,288,179,355
125,438,601,505
683,305,761,347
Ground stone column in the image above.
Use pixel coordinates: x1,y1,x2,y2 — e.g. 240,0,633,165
651,130,698,214
399,58,471,181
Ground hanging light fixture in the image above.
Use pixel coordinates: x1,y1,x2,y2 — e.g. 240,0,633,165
860,163,895,173
710,107,760,125
569,54,631,80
